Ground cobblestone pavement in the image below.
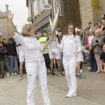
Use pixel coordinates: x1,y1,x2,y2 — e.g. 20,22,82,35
0,75,101,105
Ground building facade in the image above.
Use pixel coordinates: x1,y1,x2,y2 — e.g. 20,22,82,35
26,0,51,31
0,11,10,38
26,0,105,33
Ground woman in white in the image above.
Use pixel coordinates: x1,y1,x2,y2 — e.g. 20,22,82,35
60,24,81,97
48,36,64,77
7,10,51,105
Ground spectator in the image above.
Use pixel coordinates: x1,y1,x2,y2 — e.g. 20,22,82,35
57,31,64,71
100,44,105,73
97,21,103,32
39,30,51,73
91,30,103,73
7,38,18,75
48,36,64,77
0,34,7,78
75,28,85,78
88,22,94,30
2,39,10,76
88,29,97,72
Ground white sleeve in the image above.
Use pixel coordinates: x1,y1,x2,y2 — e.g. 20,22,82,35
48,44,52,52
59,36,66,50
36,40,43,52
75,38,82,53
76,36,82,52
13,33,24,45
77,41,82,52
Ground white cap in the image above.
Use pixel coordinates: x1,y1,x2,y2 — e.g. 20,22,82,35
75,28,81,32
95,30,100,33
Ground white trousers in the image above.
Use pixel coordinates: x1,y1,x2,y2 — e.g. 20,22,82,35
25,61,50,105
63,56,77,93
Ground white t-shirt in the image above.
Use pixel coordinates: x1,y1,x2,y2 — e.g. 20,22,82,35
13,33,44,63
88,35,94,47
48,41,60,54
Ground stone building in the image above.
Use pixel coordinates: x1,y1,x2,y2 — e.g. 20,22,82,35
0,10,10,38
26,0,105,33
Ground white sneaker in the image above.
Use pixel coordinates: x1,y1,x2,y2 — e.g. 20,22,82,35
11,73,15,76
66,91,77,98
6,73,10,76
14,73,18,75
88,67,91,70
80,69,83,73
96,70,100,73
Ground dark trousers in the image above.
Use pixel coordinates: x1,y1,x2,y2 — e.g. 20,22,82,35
4,55,10,73
9,56,18,73
43,53,50,70
88,53,97,71
0,61,4,75
23,62,26,74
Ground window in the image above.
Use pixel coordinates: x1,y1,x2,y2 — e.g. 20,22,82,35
53,0,62,16
44,0,48,4
40,0,44,12
34,0,38,17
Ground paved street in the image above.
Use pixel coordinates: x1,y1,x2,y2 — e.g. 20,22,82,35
48,65,105,105
0,75,100,105
0,65,105,105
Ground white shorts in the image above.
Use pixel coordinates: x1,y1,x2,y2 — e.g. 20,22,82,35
49,52,61,59
19,57,25,62
77,53,83,62
19,53,25,62
18,47,25,62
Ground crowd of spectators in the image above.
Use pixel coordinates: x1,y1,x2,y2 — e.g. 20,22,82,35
0,14,105,79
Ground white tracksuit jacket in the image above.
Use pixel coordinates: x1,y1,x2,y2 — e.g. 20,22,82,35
13,33,50,105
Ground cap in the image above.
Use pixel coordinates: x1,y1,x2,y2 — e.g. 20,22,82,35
75,28,81,32
95,30,100,33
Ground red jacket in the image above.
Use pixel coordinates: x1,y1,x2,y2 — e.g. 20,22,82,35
84,36,89,50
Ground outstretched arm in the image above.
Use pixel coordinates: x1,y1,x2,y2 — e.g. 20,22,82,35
7,10,15,36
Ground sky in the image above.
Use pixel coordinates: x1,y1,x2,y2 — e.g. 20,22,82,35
0,0,28,32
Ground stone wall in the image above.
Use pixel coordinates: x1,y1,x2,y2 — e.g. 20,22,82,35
79,0,94,28
0,17,10,38
99,0,105,14
79,0,105,29
58,0,82,33
27,0,105,32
